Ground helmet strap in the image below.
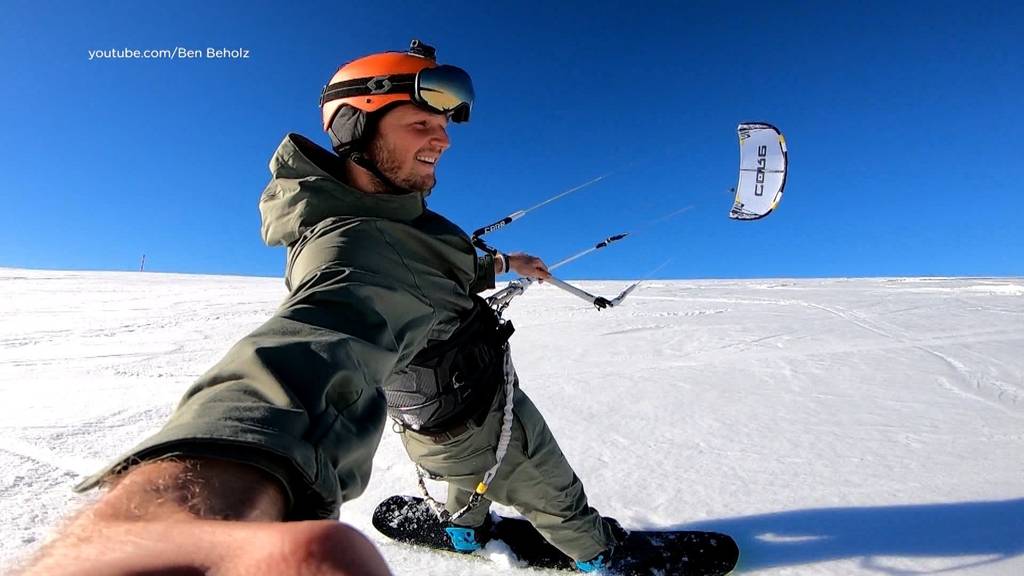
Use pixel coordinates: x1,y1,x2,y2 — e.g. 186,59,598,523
333,103,427,198
348,151,424,198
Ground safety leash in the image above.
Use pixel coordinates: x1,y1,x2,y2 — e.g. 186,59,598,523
414,342,517,523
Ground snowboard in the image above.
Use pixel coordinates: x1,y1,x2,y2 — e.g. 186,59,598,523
372,495,739,575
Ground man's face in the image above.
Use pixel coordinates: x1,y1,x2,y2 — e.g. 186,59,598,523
367,103,450,194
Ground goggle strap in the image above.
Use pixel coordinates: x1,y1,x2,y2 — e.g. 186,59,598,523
319,73,416,107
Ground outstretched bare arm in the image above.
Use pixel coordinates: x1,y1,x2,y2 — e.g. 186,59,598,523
20,458,391,576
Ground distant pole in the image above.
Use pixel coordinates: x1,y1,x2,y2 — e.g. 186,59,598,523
140,254,146,272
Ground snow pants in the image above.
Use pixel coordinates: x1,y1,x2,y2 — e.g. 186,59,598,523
400,351,618,562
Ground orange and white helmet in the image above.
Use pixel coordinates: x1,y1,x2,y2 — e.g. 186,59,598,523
320,40,473,154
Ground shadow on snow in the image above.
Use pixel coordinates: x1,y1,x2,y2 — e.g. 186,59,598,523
678,498,1024,574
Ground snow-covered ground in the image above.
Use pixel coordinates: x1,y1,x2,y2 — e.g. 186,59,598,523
1,268,1022,575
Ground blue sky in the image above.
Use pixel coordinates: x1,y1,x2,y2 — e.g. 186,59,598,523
1,1,1020,280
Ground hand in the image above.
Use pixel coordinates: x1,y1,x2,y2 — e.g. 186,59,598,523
507,252,551,281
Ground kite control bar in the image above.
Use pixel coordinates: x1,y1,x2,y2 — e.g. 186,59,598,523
484,233,638,312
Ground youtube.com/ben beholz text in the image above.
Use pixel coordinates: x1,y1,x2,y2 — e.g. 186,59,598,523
87,47,251,61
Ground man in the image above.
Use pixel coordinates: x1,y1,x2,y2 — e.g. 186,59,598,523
22,40,620,575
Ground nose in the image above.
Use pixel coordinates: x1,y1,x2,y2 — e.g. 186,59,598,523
430,124,450,151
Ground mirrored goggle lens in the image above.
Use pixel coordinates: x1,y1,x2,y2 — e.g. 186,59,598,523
416,65,474,123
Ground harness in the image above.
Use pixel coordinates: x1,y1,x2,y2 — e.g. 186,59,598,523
385,295,514,433
384,295,518,523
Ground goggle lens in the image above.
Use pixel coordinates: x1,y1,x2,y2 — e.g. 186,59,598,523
416,65,474,123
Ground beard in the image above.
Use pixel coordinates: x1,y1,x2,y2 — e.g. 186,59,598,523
367,137,436,195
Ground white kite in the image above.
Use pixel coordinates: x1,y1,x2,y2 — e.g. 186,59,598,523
730,122,788,220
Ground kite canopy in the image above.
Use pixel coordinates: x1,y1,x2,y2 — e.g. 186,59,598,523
730,122,788,220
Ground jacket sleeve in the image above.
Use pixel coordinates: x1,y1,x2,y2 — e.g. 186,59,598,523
74,218,435,520
470,253,496,294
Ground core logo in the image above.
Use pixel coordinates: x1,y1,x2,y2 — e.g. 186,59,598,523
484,221,508,234
754,145,767,196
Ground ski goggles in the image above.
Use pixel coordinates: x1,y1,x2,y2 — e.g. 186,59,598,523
320,64,474,123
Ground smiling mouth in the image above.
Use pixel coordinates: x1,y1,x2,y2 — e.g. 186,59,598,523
415,155,438,166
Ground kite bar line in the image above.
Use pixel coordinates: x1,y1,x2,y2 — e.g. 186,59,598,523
548,233,628,271
471,173,613,242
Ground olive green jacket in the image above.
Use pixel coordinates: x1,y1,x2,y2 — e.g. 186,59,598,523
76,134,496,518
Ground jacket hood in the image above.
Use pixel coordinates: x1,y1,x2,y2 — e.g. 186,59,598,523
259,133,426,247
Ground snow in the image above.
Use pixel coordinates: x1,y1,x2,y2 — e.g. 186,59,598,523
1,268,1022,575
